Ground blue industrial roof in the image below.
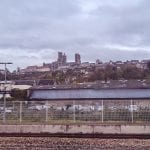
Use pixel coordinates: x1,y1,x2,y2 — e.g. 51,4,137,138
30,88,150,100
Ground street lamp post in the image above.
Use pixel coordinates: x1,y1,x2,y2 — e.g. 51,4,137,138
0,62,13,123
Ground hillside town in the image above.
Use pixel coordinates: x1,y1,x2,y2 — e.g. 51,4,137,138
7,52,149,84
0,52,149,86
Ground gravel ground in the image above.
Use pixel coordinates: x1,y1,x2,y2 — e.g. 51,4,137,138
0,137,149,150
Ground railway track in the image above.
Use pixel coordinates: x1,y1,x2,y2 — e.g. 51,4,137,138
0,133,149,139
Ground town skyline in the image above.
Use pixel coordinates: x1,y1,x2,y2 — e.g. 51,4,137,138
0,50,150,72
19,51,149,74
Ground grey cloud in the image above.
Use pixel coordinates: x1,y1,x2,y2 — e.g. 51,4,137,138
0,0,150,69
89,0,150,47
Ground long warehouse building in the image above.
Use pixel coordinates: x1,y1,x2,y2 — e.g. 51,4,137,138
29,88,150,100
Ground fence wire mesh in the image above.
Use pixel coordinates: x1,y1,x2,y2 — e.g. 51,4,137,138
0,99,149,124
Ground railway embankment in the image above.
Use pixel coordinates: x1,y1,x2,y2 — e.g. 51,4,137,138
0,124,149,136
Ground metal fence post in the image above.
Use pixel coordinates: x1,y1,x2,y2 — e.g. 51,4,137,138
20,101,22,123
131,99,134,123
102,99,104,123
46,101,48,122
1,62,12,124
73,100,76,122
3,87,6,124
3,64,8,123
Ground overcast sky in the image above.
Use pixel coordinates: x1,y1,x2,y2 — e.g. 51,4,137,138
0,0,150,70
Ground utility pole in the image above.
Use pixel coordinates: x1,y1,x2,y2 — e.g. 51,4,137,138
0,62,13,123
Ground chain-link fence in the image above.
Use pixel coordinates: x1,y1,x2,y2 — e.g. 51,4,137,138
0,99,150,124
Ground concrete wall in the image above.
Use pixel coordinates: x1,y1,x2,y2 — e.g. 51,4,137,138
0,125,149,135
